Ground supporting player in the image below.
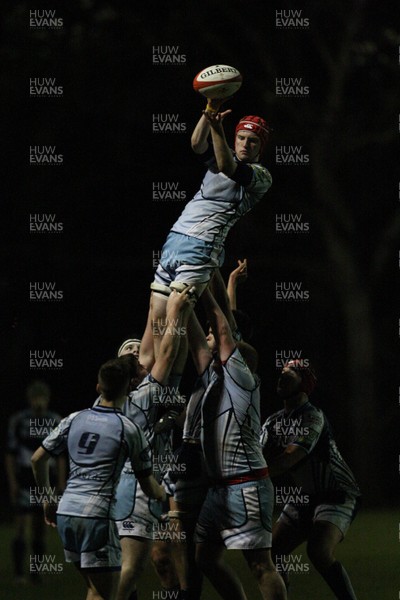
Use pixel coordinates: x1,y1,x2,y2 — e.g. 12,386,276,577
150,98,272,359
114,288,193,600
261,360,361,599
5,381,66,584
190,286,287,600
31,359,166,600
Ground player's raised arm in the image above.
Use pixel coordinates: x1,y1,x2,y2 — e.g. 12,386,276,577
227,258,248,311
203,109,236,177
191,98,226,154
150,287,193,385
202,286,235,362
187,311,213,375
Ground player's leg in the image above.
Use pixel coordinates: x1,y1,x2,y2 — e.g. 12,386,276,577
150,540,179,592
242,548,287,600
306,520,358,599
11,513,29,580
196,541,247,600
271,513,310,591
116,536,152,600
76,567,120,600
31,510,46,582
169,495,204,599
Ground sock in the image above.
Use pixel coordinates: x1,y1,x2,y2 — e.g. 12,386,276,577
12,538,26,577
321,561,357,600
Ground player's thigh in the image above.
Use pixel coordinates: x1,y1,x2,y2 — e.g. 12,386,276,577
272,517,309,557
195,540,225,571
120,536,152,572
242,547,276,572
75,564,119,600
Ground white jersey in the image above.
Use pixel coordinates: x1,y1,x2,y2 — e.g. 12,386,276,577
200,347,266,480
42,406,152,519
171,153,272,246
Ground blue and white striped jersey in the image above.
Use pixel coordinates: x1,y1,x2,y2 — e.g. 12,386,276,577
171,154,272,246
261,402,361,498
200,347,266,480
42,405,152,518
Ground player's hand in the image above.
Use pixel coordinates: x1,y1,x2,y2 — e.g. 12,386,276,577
203,109,232,130
229,259,248,285
43,501,57,528
204,97,230,113
167,287,195,316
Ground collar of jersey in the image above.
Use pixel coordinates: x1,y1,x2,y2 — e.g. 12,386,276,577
92,405,123,414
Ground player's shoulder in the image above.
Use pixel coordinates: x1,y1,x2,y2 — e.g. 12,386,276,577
249,161,272,183
299,402,324,425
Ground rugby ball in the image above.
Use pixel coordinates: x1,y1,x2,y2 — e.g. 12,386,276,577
193,64,242,99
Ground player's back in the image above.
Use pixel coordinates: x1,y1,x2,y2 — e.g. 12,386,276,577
46,406,143,518
201,348,267,480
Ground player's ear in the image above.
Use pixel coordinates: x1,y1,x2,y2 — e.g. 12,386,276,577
96,383,100,394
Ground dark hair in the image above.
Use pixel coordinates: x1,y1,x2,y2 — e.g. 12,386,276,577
98,359,130,401
116,354,139,378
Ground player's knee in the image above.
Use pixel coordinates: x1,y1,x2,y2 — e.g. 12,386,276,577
150,544,172,576
120,559,145,582
248,558,276,582
306,540,334,572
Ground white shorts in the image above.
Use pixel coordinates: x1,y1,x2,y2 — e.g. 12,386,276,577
278,495,361,537
195,478,274,550
57,515,121,571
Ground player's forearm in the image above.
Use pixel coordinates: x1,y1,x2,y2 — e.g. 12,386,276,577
56,455,67,491
210,126,236,176
226,276,238,310
191,114,210,153
31,450,52,491
209,269,237,331
202,287,233,346
140,302,155,371
187,312,212,374
138,474,166,501
267,450,304,477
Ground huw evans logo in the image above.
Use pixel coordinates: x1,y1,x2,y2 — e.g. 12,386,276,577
30,146,63,165
30,214,63,233
275,282,310,302
152,46,186,65
29,10,63,29
275,10,310,29
275,214,309,233
30,350,63,370
275,78,309,97
275,350,309,369
152,182,187,201
30,78,63,97
30,282,63,301
152,114,187,133
276,146,309,165
30,555,63,573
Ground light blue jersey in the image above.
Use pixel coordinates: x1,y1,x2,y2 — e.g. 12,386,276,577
201,347,266,480
171,156,272,246
182,369,213,441
42,406,152,519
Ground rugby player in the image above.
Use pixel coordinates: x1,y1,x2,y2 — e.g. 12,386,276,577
150,100,272,359
114,288,193,600
31,359,165,600
190,286,287,600
5,381,66,583
261,360,360,599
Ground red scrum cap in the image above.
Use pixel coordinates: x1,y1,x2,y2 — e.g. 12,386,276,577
285,359,317,396
235,115,271,153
